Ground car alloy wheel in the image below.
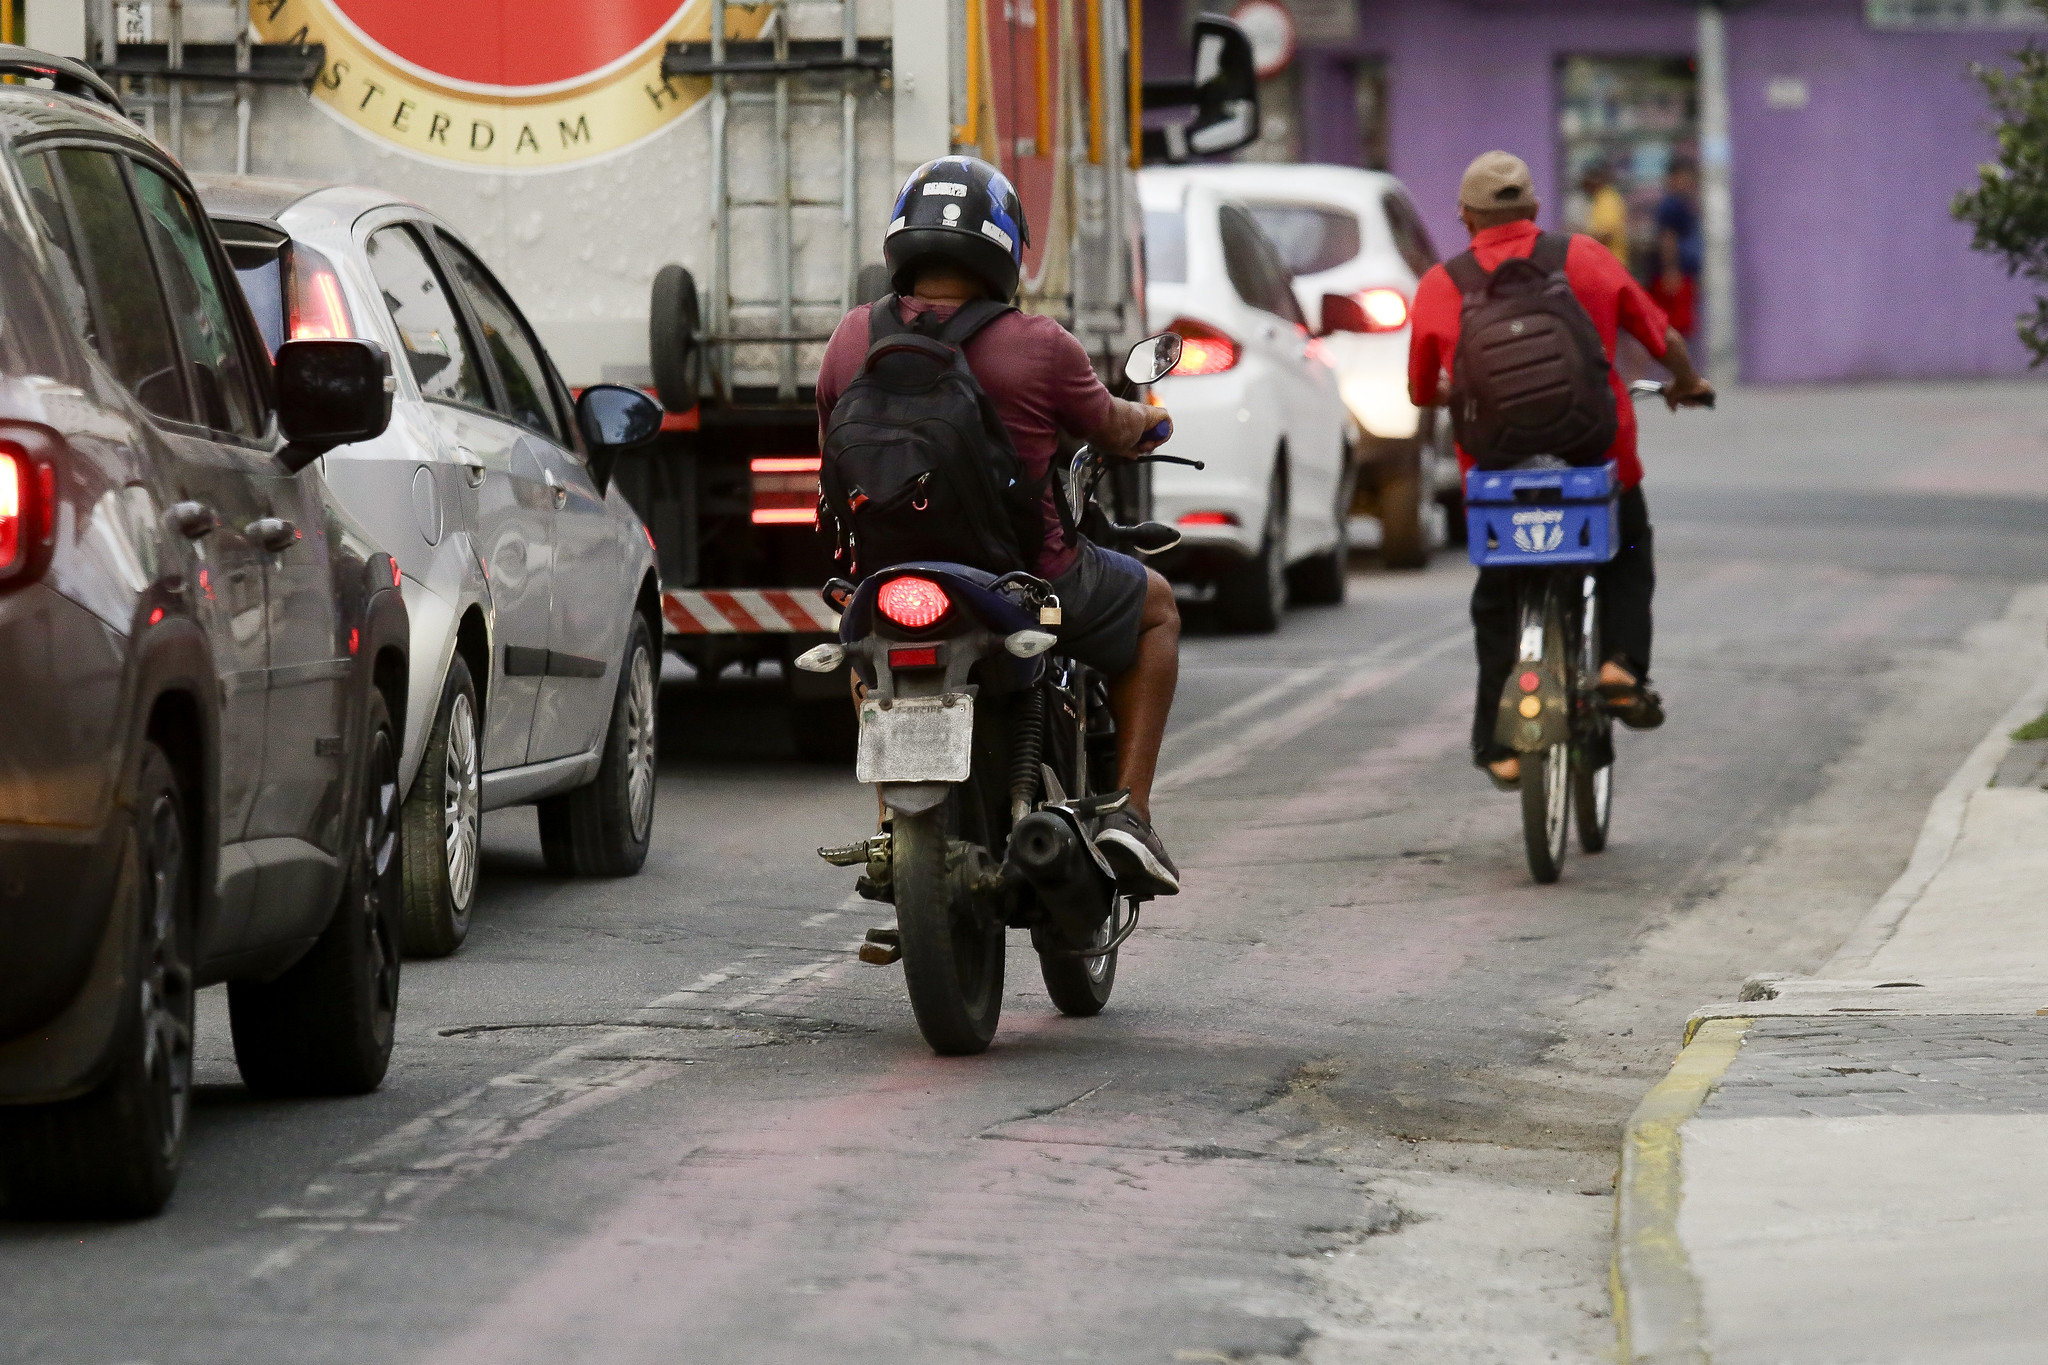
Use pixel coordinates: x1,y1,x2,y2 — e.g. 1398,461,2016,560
624,643,656,844
442,690,480,912
140,786,194,1164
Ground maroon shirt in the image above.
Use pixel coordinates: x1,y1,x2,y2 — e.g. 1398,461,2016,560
816,298,1118,577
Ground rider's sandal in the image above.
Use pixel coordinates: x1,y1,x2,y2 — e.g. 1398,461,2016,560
1482,759,1521,792
1597,681,1666,730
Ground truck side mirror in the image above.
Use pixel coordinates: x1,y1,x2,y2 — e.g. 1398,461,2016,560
1140,17,1260,165
275,338,393,473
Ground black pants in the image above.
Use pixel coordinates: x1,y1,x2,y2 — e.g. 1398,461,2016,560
1471,485,1654,764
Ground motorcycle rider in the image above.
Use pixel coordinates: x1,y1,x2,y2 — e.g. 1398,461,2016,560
814,156,1183,895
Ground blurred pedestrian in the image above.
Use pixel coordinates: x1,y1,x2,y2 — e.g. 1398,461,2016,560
1651,155,1702,337
1579,162,1630,263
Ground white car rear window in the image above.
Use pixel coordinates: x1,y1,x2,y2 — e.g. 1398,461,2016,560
1144,209,1187,284
1244,203,1360,277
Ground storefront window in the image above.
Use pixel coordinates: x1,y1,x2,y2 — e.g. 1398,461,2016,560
1556,55,1697,283
1866,0,2047,26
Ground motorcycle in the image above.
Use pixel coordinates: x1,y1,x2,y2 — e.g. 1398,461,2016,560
805,333,1195,1055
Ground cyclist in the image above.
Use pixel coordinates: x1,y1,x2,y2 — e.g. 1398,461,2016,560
814,156,1184,895
1407,150,1714,790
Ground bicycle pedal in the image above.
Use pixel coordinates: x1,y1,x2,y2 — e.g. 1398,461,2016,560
858,927,902,965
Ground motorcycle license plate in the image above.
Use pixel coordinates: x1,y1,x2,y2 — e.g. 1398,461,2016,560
856,694,974,784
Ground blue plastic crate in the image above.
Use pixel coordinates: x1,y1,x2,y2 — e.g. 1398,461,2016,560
1464,462,1620,568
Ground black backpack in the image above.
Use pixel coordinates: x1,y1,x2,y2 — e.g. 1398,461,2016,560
1446,232,1617,469
819,296,1045,577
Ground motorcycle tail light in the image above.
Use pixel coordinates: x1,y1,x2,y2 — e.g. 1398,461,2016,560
888,646,940,669
289,242,355,341
877,576,949,629
1166,318,1240,375
1356,287,1409,332
1178,510,1240,526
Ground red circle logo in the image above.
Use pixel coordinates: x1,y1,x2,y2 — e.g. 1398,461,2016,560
334,0,685,88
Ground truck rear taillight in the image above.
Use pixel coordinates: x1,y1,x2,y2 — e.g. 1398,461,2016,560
1166,318,1239,375
0,437,56,585
289,242,355,341
751,456,820,525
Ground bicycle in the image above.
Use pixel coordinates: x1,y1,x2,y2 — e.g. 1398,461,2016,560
1465,378,1710,883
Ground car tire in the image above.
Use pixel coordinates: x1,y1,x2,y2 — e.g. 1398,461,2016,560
1377,442,1429,569
649,265,703,413
229,690,402,1097
399,656,481,958
538,616,658,876
1215,466,1286,634
0,743,194,1219
1286,464,1353,607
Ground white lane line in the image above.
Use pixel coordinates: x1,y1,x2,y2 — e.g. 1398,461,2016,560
1157,627,1467,793
247,895,877,1278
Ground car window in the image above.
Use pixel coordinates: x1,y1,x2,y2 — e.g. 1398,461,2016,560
436,232,567,446
1244,203,1361,277
1383,192,1439,276
1219,205,1306,328
131,163,265,437
0,173,85,387
1144,209,1187,284
15,152,95,344
365,224,488,408
45,148,187,423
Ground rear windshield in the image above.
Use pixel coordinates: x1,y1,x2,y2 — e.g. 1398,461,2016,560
1244,203,1361,277
232,255,285,354
1144,209,1187,284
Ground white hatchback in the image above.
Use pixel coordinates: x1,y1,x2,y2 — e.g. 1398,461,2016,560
201,176,666,959
1147,164,1459,568
1139,169,1360,632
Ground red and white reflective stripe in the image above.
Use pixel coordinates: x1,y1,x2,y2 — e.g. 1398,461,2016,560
662,588,840,635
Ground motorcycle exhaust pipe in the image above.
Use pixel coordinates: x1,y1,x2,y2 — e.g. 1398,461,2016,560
1008,809,1116,940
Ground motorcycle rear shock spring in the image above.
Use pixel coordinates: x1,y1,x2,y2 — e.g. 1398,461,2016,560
1010,687,1046,812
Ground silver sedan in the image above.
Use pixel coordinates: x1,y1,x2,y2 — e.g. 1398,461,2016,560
200,177,666,957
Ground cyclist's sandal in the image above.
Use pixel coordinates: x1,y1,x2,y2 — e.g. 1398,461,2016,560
1598,680,1666,730
1477,755,1521,792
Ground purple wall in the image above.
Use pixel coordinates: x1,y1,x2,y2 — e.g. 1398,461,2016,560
1149,0,2044,383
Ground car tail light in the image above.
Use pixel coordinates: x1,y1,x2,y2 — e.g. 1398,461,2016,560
1166,318,1240,375
751,456,820,525
1178,510,1241,527
877,576,949,629
888,646,940,669
0,435,57,586
289,242,355,341
1355,288,1409,332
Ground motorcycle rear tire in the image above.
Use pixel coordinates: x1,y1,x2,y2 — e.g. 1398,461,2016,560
1033,921,1117,1017
895,803,1005,1055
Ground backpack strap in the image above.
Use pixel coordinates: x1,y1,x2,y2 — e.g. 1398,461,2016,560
1444,250,1490,298
933,297,1016,348
865,293,912,343
1530,231,1571,276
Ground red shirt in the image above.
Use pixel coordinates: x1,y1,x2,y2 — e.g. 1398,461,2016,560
1407,221,1670,488
817,298,1117,577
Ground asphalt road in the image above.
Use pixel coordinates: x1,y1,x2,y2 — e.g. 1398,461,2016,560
6,382,2048,1364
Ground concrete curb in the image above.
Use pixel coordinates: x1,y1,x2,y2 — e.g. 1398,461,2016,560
1611,1018,1751,1365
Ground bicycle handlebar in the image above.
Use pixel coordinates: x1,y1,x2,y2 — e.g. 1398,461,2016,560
1629,378,1717,409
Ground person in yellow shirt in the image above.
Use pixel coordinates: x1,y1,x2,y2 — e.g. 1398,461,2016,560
1579,162,1630,262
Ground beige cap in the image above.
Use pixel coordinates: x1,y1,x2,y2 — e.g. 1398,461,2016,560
1460,150,1537,212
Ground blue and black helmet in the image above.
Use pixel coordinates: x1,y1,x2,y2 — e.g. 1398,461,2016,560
884,156,1031,300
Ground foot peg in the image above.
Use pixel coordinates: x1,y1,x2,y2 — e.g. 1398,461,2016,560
859,927,901,965
818,835,885,866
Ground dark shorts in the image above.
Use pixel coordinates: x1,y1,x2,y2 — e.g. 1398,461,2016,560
1048,539,1149,676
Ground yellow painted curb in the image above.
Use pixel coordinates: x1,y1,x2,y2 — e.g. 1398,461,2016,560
1612,1017,1752,1365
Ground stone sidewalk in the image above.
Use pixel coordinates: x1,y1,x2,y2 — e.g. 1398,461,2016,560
1613,640,2048,1363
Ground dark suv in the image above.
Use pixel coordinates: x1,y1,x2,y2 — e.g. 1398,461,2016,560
0,49,409,1218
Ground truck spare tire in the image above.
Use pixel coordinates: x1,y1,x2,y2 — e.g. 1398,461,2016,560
649,264,702,413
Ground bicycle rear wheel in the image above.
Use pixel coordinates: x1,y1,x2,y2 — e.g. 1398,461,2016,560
1521,741,1570,883
1574,744,1613,853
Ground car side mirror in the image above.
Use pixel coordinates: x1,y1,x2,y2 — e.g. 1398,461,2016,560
1319,293,1371,336
1139,17,1260,164
1123,333,1183,387
575,382,663,494
275,338,393,473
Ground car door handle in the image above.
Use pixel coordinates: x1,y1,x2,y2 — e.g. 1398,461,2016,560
165,500,216,539
246,517,297,552
545,470,567,509
455,446,487,487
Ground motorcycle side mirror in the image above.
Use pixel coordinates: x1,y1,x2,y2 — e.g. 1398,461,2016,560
1124,333,1182,387
275,338,393,473
1139,16,1260,164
